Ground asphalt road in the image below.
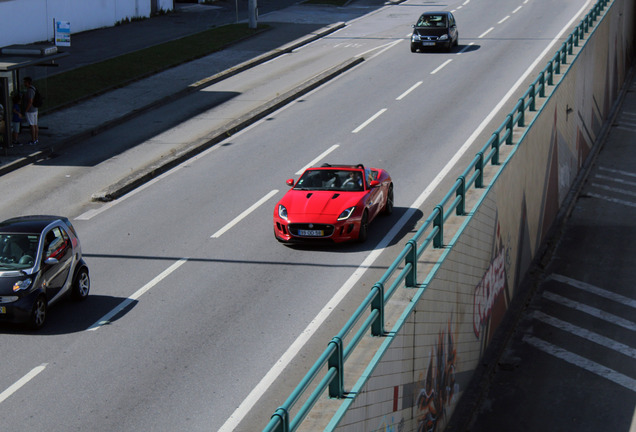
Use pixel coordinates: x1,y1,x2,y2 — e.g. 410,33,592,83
0,0,596,431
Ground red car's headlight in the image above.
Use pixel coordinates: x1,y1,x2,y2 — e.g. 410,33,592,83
278,204,288,220
338,207,356,221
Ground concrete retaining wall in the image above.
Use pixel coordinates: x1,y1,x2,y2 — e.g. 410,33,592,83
328,1,635,431
0,0,174,48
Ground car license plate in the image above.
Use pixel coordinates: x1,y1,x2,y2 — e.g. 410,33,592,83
422,42,435,46
299,229,323,237
0,306,5,314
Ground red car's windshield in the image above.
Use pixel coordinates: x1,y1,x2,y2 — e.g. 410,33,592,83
294,169,365,191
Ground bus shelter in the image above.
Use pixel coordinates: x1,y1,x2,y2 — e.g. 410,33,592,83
0,45,68,152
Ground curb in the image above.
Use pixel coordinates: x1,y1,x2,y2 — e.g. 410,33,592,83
92,55,364,201
0,22,346,179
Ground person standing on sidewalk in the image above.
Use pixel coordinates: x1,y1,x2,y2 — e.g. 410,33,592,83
23,77,39,146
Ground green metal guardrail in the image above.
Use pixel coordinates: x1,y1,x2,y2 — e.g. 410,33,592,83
263,1,610,430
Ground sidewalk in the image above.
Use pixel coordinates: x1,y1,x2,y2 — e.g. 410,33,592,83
0,1,377,178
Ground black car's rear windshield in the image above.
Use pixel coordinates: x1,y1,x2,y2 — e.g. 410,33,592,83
416,15,447,27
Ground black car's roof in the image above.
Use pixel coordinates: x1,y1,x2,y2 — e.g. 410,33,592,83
0,215,67,234
419,11,451,16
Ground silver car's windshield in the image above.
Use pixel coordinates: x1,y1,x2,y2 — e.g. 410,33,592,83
0,233,39,270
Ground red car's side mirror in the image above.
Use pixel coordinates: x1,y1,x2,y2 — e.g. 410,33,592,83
370,180,380,188
286,179,295,187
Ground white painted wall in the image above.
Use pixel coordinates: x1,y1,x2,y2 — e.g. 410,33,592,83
0,0,173,48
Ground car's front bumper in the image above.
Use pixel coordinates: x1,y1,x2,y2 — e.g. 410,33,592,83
411,40,451,50
0,290,39,324
274,218,360,243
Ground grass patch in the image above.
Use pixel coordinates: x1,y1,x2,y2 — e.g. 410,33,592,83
35,23,269,112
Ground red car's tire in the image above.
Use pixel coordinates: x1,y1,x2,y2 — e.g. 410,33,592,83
358,211,369,243
383,185,394,215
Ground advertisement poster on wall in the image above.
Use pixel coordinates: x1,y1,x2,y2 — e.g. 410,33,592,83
55,20,70,47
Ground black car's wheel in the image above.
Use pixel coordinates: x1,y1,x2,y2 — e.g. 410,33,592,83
29,295,47,330
358,211,369,243
383,185,394,215
411,44,417,53
72,267,90,301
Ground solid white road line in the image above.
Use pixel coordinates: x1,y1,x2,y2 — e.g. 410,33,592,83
87,258,188,331
296,144,340,175
0,364,47,404
211,190,279,238
524,335,636,391
352,109,387,133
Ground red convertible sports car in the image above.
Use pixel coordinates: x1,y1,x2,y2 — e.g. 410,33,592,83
273,164,393,243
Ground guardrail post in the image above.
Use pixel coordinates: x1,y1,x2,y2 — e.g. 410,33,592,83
567,34,573,55
506,114,514,144
529,83,536,111
547,62,553,86
517,98,525,127
328,337,344,398
371,282,385,336
539,72,545,97
405,240,418,287
456,176,465,215
555,52,561,74
561,42,567,64
475,152,484,188
433,205,444,248
490,132,500,164
271,408,289,432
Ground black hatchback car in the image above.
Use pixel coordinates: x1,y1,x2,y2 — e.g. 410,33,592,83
411,11,459,52
0,216,90,329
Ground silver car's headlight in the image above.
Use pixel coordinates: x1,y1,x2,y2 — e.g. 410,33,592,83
439,34,449,40
278,204,288,220
13,278,32,292
338,207,356,221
